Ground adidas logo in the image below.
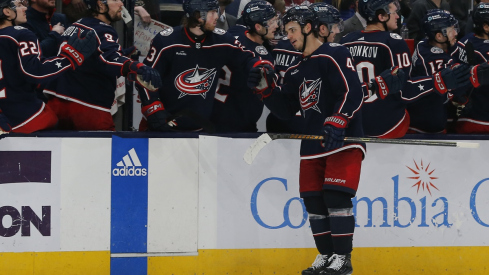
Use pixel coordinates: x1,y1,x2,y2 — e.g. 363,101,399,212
358,37,365,40
112,148,147,177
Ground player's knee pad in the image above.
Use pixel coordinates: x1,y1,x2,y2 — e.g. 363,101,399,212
323,190,353,209
303,196,328,215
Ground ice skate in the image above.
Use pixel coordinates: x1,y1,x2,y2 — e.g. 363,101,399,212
302,254,331,275
319,253,352,275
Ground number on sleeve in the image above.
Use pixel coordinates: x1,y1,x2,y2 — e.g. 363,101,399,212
146,47,157,62
215,65,232,103
105,33,115,42
19,42,39,56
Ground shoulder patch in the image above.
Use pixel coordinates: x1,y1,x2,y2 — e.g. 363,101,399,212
282,36,288,40
328,43,341,47
99,22,110,27
430,47,444,54
255,45,268,55
213,28,226,35
160,27,173,36
14,26,26,30
390,33,402,40
484,40,489,43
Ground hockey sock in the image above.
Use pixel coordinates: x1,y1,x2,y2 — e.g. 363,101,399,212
328,207,355,255
303,196,334,255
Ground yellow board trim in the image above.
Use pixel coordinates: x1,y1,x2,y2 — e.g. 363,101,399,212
0,251,110,275
148,247,489,275
1,247,488,274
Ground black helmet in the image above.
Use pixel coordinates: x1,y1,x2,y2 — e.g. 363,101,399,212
358,0,399,22
282,5,317,28
183,0,219,19
473,3,489,29
242,0,276,30
0,0,25,19
310,3,343,33
422,9,458,40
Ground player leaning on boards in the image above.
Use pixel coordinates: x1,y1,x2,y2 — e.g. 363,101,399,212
408,9,466,134
210,0,279,132
248,5,370,275
135,0,272,132
0,0,97,134
43,0,162,131
340,0,473,139
451,3,489,133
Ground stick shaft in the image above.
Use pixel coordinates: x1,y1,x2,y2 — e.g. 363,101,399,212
269,133,460,147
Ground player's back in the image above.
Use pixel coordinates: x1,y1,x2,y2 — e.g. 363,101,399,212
0,26,45,127
211,25,269,132
340,30,412,137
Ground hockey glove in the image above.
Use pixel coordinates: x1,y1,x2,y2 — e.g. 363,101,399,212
470,62,489,88
141,101,172,131
321,113,349,151
60,29,97,69
0,109,12,136
123,61,162,92
433,63,471,94
369,66,405,99
247,60,276,100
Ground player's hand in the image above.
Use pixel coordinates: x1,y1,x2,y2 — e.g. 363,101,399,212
470,62,489,88
321,113,348,151
121,46,140,60
61,29,97,69
433,63,471,94
141,101,172,131
369,66,405,99
247,60,276,100
0,109,12,137
125,61,162,91
52,23,65,35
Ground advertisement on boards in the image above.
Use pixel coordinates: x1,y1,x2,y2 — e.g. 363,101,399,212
0,137,61,252
210,137,489,249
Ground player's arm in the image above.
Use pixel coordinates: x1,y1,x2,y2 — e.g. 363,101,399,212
320,50,363,151
134,33,171,132
18,29,96,84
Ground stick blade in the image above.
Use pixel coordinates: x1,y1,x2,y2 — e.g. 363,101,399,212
456,142,479,148
243,133,273,165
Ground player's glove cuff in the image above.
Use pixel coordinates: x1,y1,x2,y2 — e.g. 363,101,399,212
141,100,165,118
60,44,84,68
324,113,349,128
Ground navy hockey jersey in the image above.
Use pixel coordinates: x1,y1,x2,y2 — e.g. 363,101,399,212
267,37,305,134
210,25,271,132
263,42,365,159
44,17,133,111
139,26,260,131
0,26,73,128
340,30,434,137
451,34,489,123
408,39,453,133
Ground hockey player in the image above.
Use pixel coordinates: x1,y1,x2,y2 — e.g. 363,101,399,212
210,0,278,132
0,0,97,133
136,0,272,132
408,9,462,133
267,19,304,133
340,0,471,138
451,3,489,133
249,5,365,275
43,0,162,131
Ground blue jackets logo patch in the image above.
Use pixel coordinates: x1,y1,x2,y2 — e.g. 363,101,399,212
175,65,217,98
299,78,322,114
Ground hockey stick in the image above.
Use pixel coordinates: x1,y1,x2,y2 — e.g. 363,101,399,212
243,133,479,165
